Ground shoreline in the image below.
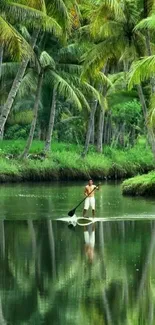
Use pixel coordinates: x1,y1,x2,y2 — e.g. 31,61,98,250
0,159,153,184
0,140,154,184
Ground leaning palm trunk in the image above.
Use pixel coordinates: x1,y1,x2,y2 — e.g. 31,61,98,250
96,108,105,153
44,87,56,153
20,72,44,159
0,30,39,137
81,101,98,158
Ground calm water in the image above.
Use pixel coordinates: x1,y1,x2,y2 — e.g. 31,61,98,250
0,182,155,324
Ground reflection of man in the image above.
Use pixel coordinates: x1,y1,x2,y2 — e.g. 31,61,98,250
84,223,95,263
83,179,99,217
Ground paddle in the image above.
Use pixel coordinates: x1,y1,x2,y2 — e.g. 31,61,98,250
68,183,100,217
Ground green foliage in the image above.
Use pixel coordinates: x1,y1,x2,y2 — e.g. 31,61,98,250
5,125,31,140
112,99,142,126
7,111,33,125
0,157,19,175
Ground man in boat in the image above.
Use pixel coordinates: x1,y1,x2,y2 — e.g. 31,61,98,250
83,179,99,217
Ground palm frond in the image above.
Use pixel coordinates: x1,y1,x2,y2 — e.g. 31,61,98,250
82,37,123,74
4,3,62,36
95,71,113,88
49,70,82,110
128,55,155,89
82,81,105,109
91,0,125,31
1,62,19,79
0,16,33,60
135,15,155,30
108,72,127,93
18,26,31,42
56,63,82,76
92,20,122,40
17,69,37,98
40,51,55,69
60,116,80,124
71,85,90,111
7,0,47,13
59,43,86,63
56,70,105,107
46,0,70,31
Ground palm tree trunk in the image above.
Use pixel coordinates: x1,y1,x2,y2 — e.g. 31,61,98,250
81,101,98,158
137,84,155,159
0,45,4,139
90,114,95,144
44,87,56,153
20,72,44,159
0,45,3,79
0,221,5,259
137,84,147,118
96,108,105,153
0,30,39,137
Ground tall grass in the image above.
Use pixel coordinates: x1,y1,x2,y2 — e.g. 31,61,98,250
0,140,154,182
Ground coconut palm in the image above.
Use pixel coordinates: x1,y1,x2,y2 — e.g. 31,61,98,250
79,0,155,155
18,44,105,158
0,0,64,138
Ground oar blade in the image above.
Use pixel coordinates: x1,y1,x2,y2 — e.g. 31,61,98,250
68,209,76,217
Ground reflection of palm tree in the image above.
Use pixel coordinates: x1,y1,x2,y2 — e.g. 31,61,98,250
0,294,6,325
47,220,56,279
137,223,155,301
0,220,5,259
28,220,36,257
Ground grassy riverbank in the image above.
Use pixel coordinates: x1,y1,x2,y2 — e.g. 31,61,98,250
0,140,154,182
122,171,155,196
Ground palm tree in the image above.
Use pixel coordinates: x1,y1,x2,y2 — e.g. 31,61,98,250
0,0,62,138
80,0,155,155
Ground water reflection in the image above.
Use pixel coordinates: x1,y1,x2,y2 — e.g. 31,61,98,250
84,223,95,263
0,219,154,324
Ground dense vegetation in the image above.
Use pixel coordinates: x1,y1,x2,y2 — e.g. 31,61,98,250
1,0,155,181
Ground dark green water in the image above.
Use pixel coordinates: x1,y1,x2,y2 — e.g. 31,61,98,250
0,182,155,324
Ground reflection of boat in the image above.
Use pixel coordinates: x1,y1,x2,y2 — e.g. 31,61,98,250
57,216,94,226
56,214,155,226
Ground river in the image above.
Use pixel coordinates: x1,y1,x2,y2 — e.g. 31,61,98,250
0,181,154,324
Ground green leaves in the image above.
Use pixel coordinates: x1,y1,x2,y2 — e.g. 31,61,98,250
40,51,56,69
128,55,155,89
3,3,62,35
0,16,33,60
0,0,63,60
49,70,82,110
135,15,155,30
